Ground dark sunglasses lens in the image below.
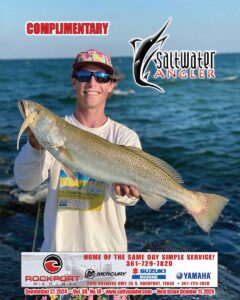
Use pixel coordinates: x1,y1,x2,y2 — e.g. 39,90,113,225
75,71,111,83
95,72,111,83
75,71,91,82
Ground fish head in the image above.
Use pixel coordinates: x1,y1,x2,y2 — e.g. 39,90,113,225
17,100,61,150
18,100,44,119
17,99,56,132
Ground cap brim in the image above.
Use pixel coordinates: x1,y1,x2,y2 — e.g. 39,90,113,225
113,73,125,82
73,61,114,75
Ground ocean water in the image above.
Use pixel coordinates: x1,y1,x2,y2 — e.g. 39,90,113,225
0,54,240,299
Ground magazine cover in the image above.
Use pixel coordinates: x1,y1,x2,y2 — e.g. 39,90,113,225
1,1,239,299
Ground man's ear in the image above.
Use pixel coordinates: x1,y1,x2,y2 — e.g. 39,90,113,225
108,81,116,93
72,77,76,86
107,81,117,98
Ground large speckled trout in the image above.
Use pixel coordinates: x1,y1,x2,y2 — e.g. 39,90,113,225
17,100,228,232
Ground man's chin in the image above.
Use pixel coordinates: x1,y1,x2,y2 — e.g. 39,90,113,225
82,99,105,109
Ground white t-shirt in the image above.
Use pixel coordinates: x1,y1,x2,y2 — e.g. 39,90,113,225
14,115,141,252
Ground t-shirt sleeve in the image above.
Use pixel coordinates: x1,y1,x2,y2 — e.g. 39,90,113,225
116,127,142,149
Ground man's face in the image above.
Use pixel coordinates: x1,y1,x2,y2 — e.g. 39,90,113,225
72,64,114,110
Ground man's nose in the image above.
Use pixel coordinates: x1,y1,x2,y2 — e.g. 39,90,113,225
87,74,97,85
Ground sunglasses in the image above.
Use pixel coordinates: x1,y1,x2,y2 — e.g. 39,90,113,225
74,70,112,83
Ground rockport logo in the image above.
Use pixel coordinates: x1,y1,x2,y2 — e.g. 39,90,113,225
130,17,216,92
25,275,81,281
43,254,62,274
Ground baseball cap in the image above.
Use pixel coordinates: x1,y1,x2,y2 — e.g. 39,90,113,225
72,49,114,75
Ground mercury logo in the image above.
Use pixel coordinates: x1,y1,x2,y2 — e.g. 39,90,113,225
43,254,62,274
85,269,96,279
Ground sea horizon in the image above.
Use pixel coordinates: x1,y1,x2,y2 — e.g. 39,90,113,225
0,51,239,61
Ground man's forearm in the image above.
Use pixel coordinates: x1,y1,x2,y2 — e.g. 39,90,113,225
14,141,51,191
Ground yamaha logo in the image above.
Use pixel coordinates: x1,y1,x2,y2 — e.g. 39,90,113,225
43,254,62,274
176,272,183,279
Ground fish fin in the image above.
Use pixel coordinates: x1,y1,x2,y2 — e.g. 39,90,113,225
141,193,167,210
142,80,165,93
129,38,143,50
188,192,229,233
58,146,74,162
124,146,183,184
143,72,150,80
61,163,76,180
17,112,38,150
43,141,61,149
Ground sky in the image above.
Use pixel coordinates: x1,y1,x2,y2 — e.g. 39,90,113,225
1,0,240,59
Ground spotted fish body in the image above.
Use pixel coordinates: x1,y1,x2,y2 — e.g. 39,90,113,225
17,100,228,233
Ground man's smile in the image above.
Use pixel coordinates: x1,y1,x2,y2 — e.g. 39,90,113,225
83,90,100,95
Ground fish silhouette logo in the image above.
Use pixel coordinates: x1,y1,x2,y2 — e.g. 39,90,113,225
129,18,171,92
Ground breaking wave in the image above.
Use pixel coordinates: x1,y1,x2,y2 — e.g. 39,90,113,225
112,89,135,96
216,76,239,82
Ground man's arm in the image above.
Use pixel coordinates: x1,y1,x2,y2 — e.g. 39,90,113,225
14,131,53,191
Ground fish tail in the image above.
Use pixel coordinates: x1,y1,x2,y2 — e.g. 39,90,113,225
17,112,38,150
188,192,228,233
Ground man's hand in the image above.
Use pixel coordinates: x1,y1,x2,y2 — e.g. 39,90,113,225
113,184,140,198
27,128,43,150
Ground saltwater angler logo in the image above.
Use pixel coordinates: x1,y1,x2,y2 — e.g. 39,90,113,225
130,17,216,92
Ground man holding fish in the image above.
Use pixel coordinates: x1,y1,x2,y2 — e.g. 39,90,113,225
15,49,228,254
14,49,142,252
